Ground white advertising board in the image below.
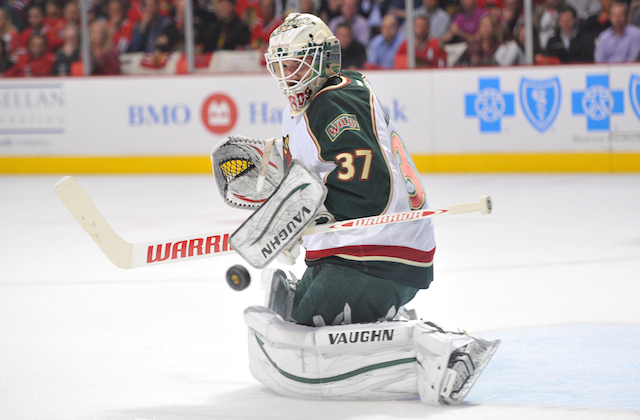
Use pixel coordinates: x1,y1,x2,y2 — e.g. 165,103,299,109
1,63,639,159
427,64,640,154
0,74,283,156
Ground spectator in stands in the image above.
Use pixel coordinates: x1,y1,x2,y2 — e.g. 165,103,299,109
335,22,366,68
42,0,65,51
125,0,142,22
360,0,391,36
395,13,446,68
127,0,172,23
415,0,451,39
594,0,640,62
631,0,640,28
0,6,18,55
565,0,601,21
320,0,344,25
89,19,120,74
366,13,403,68
584,0,613,37
194,0,218,27
51,24,79,75
250,0,283,50
435,0,460,20
478,0,503,8
202,0,251,51
500,0,522,41
127,0,143,22
543,5,594,63
299,0,320,15
5,33,55,76
494,18,526,64
89,0,110,21
14,4,58,55
329,0,370,47
280,0,315,16
385,0,423,26
129,0,181,53
441,0,488,44
62,1,81,28
2,2,22,32
44,0,65,36
478,0,502,22
170,0,201,52
463,12,500,65
105,0,135,53
0,38,13,74
533,0,566,50
235,0,261,29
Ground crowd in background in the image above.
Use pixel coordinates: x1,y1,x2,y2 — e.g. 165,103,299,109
1,0,640,76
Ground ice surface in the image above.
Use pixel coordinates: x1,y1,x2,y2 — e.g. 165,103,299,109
1,174,639,420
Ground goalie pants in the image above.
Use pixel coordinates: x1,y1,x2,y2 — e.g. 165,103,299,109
292,262,420,326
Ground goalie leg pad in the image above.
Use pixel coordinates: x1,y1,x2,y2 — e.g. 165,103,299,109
244,305,420,401
230,160,328,269
413,322,453,405
262,268,296,322
244,306,500,404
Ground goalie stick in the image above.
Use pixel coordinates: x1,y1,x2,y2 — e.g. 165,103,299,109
255,137,275,193
54,176,492,270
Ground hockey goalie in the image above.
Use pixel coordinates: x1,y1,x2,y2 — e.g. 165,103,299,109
211,13,500,405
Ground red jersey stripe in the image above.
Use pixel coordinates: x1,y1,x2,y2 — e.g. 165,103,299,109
306,245,435,264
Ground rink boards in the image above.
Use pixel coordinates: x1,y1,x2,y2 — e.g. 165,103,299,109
1,63,639,173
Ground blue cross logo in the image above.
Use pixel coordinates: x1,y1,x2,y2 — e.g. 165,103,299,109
572,75,624,131
465,78,515,133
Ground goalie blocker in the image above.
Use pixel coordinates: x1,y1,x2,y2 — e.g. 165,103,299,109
245,306,500,404
229,160,328,269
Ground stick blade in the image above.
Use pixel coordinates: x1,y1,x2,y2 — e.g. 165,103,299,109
54,176,134,269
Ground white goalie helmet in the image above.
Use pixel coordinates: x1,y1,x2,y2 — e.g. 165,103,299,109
265,13,341,114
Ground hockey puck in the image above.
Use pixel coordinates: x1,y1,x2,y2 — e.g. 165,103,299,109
226,265,251,291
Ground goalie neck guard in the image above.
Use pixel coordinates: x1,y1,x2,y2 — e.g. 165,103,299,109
265,13,341,115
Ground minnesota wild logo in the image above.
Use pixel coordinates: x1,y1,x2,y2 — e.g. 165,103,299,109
325,114,359,141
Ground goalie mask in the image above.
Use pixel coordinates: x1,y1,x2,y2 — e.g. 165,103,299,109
265,13,341,115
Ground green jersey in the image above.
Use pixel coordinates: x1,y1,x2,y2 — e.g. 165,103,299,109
281,71,435,288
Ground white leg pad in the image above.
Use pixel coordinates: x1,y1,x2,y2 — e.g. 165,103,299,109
245,306,419,400
262,269,296,322
244,305,499,403
413,323,453,405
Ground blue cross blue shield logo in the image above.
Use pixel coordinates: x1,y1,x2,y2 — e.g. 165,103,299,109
630,74,640,121
465,78,515,133
520,77,561,133
572,74,623,131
